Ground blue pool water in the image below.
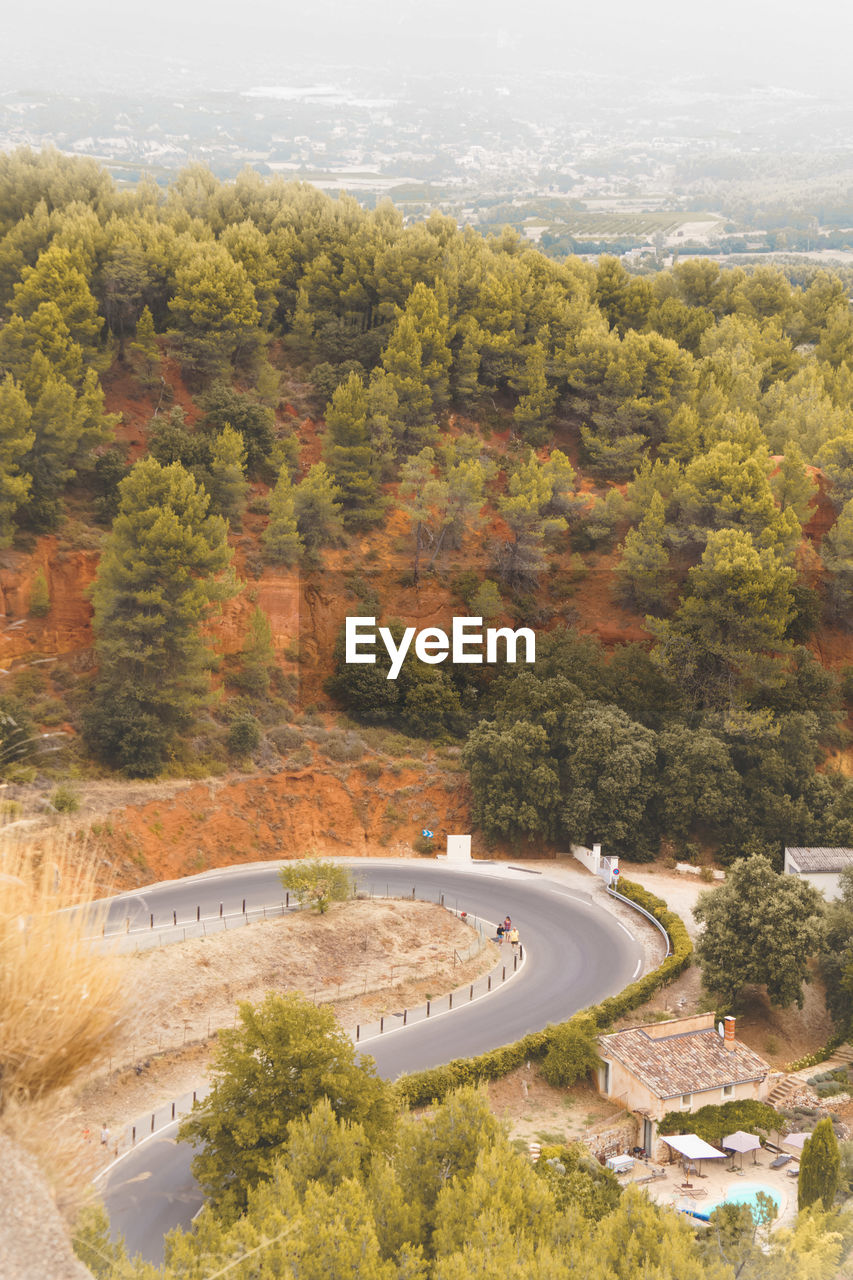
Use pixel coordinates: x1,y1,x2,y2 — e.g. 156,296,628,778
691,1182,782,1222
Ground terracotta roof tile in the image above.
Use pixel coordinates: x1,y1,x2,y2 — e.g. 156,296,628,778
599,1026,769,1100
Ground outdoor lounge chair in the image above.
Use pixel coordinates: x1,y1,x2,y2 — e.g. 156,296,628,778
787,1166,800,1179
769,1154,792,1169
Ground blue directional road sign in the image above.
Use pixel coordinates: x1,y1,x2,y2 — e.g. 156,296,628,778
421,829,434,838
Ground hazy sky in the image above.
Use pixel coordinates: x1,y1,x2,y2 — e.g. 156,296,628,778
4,0,853,95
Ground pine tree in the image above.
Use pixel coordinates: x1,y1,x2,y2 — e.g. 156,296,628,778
207,425,249,527
237,606,276,697
469,579,502,621
84,457,235,776
129,305,160,386
323,371,383,527
10,242,104,360
617,490,671,613
28,567,50,617
513,338,556,443
822,496,853,622
293,463,346,556
798,1118,840,1212
168,241,262,382
264,467,304,565
0,374,33,545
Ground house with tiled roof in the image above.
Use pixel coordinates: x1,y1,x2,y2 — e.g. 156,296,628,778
784,847,853,901
597,1013,771,1157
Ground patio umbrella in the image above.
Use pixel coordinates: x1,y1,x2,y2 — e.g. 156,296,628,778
723,1130,762,1169
782,1132,810,1152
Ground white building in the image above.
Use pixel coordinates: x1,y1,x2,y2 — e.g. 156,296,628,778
783,846,853,901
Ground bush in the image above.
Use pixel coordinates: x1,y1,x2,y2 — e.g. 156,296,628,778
320,732,366,763
50,785,79,813
279,858,353,913
540,1015,602,1087
28,569,50,617
269,725,304,754
227,718,261,757
395,877,692,1108
658,1099,782,1147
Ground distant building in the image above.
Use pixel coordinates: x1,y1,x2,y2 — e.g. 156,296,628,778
597,1014,771,1158
784,847,853,901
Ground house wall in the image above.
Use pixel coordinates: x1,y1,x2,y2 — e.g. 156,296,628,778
792,869,843,901
599,1060,769,1160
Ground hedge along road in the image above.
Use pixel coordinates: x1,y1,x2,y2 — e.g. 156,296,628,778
99,858,642,1264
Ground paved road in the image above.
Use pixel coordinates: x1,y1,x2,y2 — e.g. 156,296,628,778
100,859,641,1264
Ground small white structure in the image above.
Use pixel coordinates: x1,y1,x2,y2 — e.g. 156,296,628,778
784,847,853,901
444,834,472,864
572,842,602,875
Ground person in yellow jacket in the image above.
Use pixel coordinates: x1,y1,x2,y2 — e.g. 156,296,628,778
509,926,520,951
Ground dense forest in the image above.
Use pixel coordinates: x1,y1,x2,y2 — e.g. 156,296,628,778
3,146,853,871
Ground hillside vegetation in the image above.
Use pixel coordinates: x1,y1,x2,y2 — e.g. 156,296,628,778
2,146,853,874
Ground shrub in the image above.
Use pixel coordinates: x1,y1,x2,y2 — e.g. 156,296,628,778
50,785,79,814
227,718,261,757
269,725,304,754
28,569,50,617
395,877,692,1108
279,858,353,913
0,832,124,1104
320,732,366,763
540,1015,603,1087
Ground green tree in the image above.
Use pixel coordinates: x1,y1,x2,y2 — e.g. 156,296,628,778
497,452,572,587
284,1097,370,1197
616,490,671,613
84,458,235,776
293,462,346,557
323,370,383,526
469,579,502,622
279,857,353,913
264,466,304,565
0,374,33,544
798,1118,840,1212
694,854,825,1008
513,337,556,443
817,430,853,512
179,991,392,1218
821,496,853,623
650,528,796,709
464,719,562,844
395,1087,503,1249
11,241,103,360
771,442,817,522
199,382,276,476
540,1015,603,1088
128,305,160,387
168,240,262,382
28,567,50,617
234,605,276,697
207,425,249,526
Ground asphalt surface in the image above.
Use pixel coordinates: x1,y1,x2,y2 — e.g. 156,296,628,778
99,858,642,1265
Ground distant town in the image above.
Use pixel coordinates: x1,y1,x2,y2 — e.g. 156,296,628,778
4,66,853,263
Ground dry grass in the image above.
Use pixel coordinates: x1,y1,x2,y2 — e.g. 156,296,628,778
0,832,127,1108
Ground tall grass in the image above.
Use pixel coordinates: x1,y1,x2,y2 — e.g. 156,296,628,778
0,832,126,1109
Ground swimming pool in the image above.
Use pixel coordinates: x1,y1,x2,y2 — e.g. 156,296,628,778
689,1182,782,1223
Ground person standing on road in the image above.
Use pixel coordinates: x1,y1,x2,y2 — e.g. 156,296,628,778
509,926,519,951
503,916,511,940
